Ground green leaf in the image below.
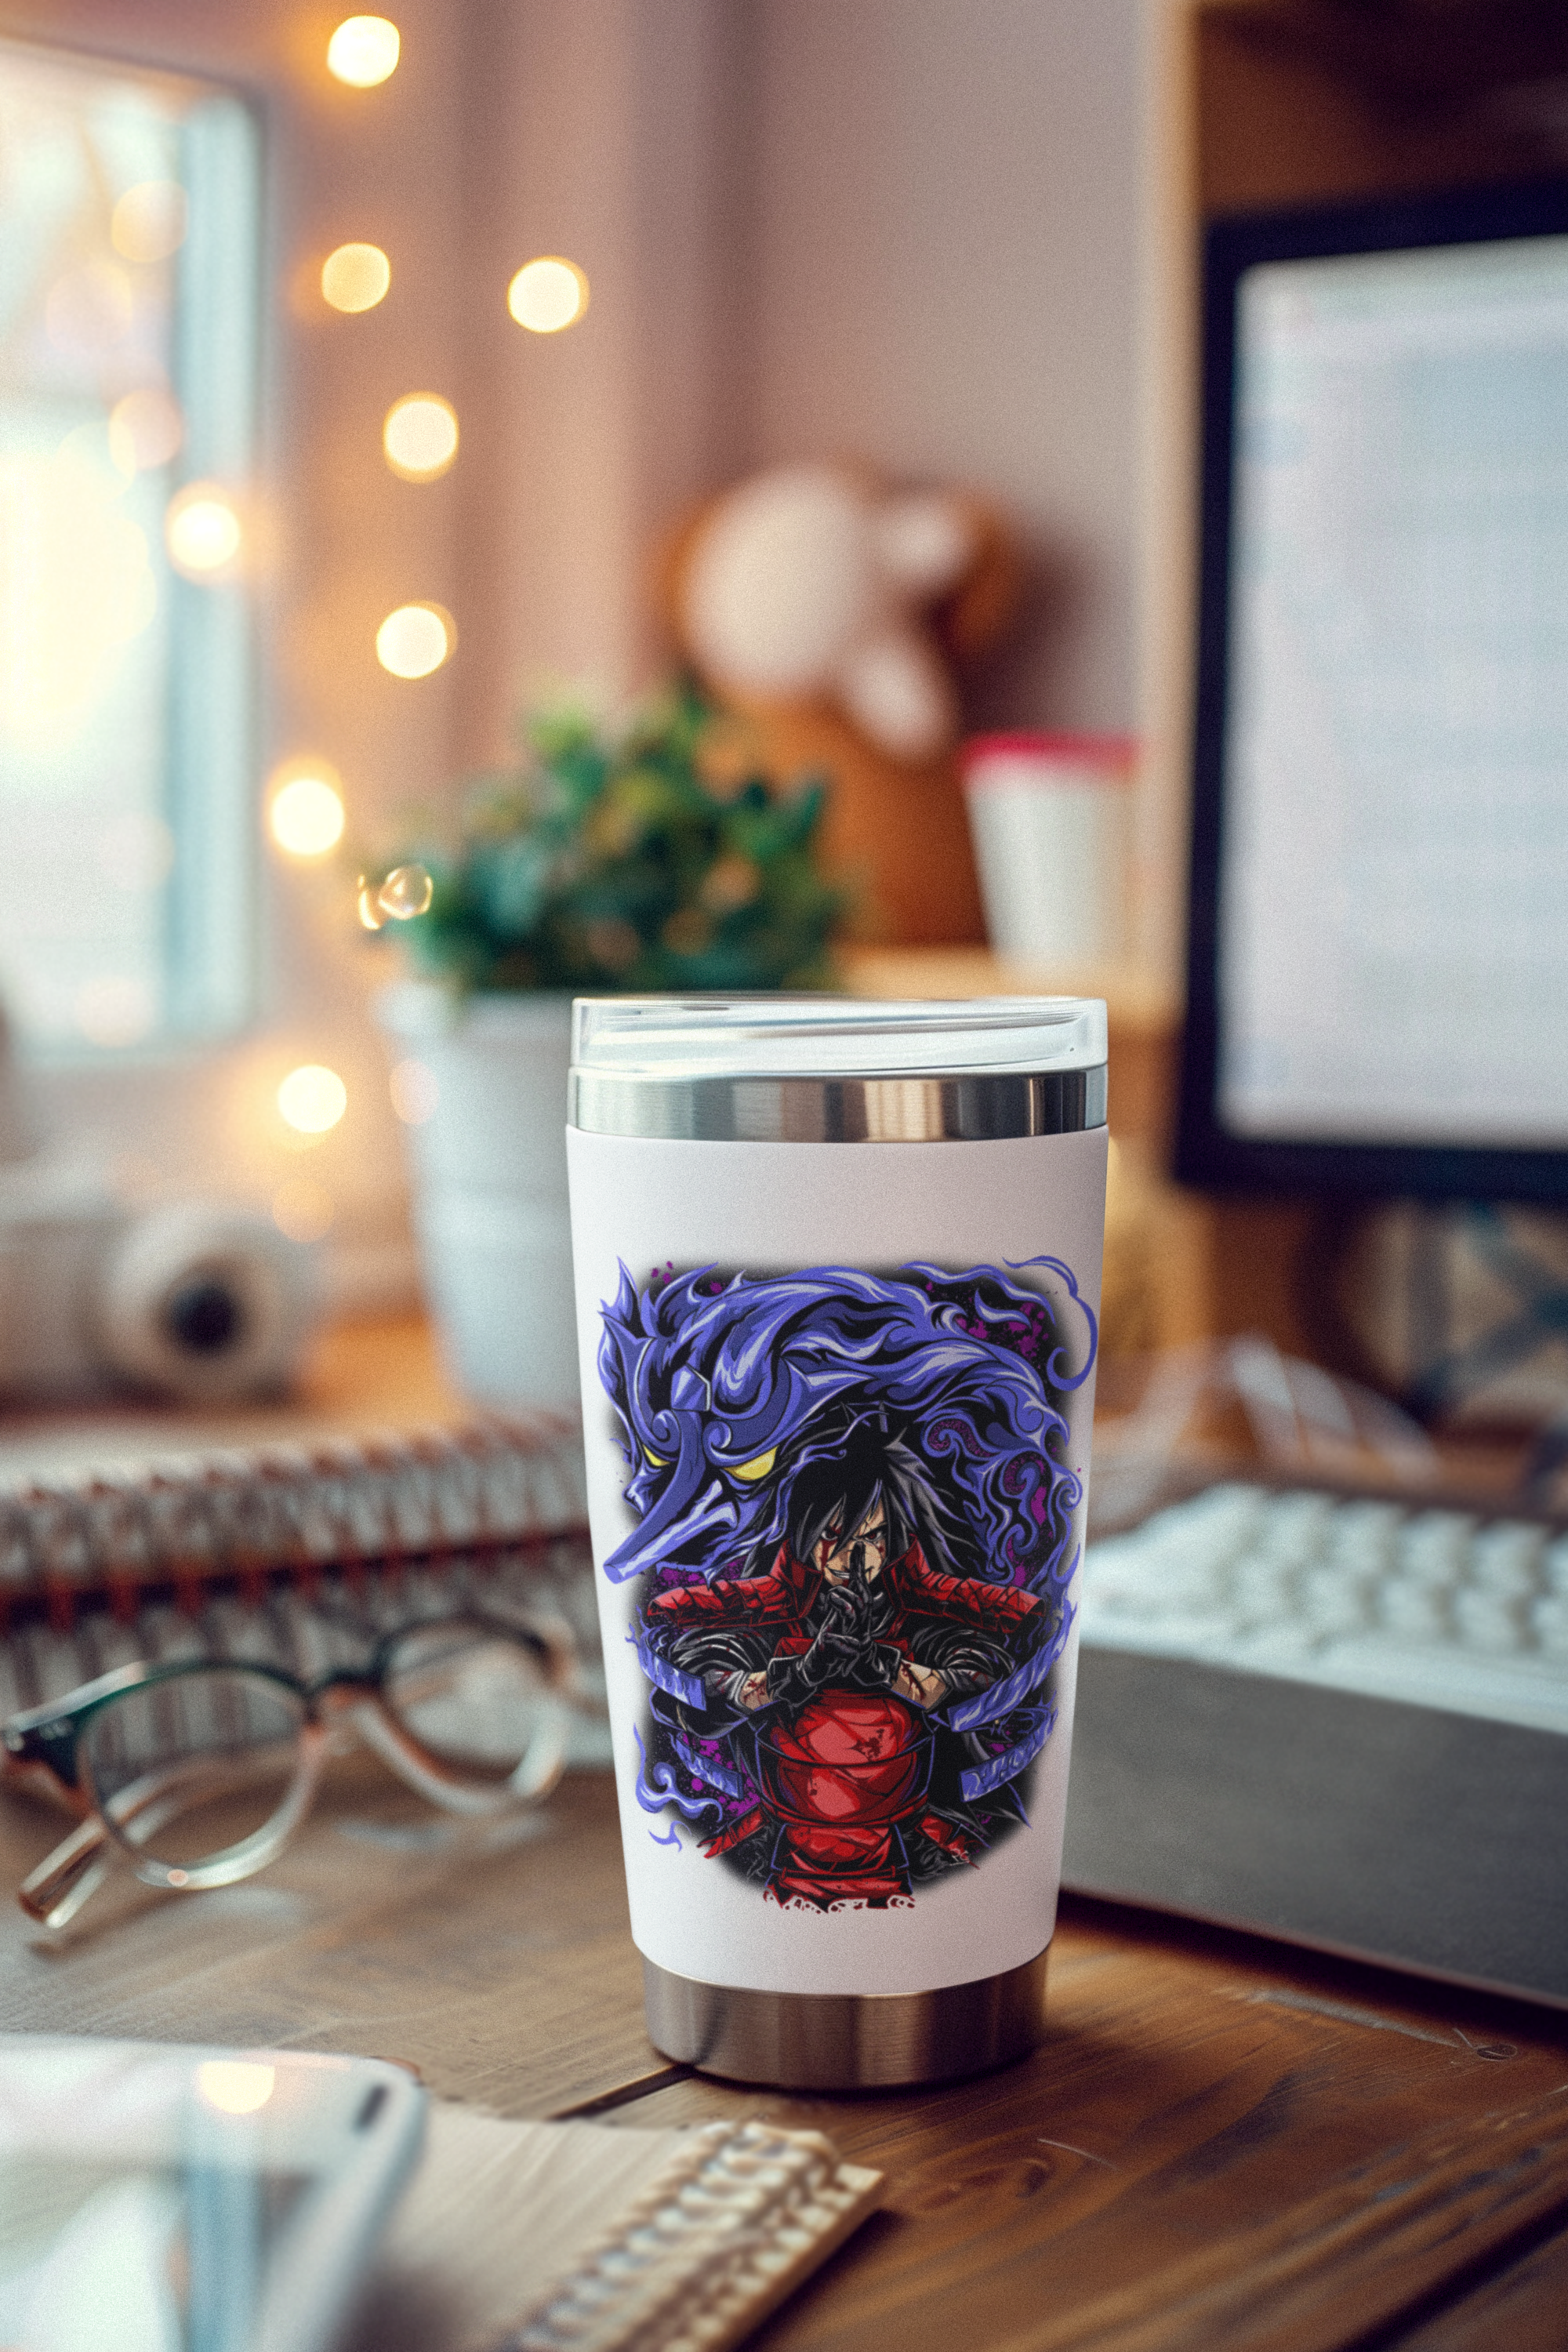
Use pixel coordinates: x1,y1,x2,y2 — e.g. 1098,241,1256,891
364,681,849,996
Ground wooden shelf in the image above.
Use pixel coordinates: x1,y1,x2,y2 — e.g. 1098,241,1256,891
1207,0,1568,118
1192,0,1567,220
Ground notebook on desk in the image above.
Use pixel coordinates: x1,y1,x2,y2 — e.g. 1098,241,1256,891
1065,1479,1568,2009
0,1414,609,1762
350,2103,881,2352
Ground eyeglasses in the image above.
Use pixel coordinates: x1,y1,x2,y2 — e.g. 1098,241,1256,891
1,1613,579,1929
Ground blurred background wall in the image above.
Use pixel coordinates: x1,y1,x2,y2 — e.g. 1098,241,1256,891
742,0,1142,740
0,0,1150,1307
451,0,1145,760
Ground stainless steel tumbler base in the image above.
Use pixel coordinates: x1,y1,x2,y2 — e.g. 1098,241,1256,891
642,1947,1051,2090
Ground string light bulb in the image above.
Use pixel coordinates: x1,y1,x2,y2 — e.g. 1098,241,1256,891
383,394,459,481
507,256,589,334
357,864,432,927
268,761,346,858
376,862,433,918
165,482,242,578
278,1064,348,1135
327,16,401,86
321,243,390,314
376,603,453,678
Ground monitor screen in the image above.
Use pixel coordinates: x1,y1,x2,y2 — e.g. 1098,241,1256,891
1179,183,1568,1202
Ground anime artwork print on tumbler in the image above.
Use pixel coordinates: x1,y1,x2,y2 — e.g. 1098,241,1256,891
597,1258,1097,1912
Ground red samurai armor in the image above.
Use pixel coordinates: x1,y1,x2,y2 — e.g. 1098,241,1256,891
647,1544,1040,1907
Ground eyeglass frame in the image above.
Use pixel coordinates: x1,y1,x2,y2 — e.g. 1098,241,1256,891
1,1610,582,1931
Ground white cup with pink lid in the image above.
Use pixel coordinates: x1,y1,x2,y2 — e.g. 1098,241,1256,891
960,732,1136,965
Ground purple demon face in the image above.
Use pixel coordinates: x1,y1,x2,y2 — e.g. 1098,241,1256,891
596,1259,1096,1595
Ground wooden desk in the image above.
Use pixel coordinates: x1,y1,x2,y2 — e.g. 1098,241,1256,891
5,1762,1568,2352
0,1312,1560,2345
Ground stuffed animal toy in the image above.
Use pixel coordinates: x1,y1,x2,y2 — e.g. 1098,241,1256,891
663,463,1019,943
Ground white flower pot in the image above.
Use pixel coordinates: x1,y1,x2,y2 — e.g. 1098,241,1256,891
376,985,579,1411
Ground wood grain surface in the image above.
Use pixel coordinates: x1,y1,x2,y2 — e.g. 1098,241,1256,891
599,1896,1568,2352
4,1764,1568,2351
1390,2220,1568,2352
0,1763,652,2117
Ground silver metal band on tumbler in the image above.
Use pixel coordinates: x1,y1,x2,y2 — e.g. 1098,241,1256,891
643,1950,1051,2089
568,1064,1107,1143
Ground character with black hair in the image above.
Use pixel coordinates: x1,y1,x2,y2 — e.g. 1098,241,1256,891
599,1258,1092,1914
644,1417,1044,1907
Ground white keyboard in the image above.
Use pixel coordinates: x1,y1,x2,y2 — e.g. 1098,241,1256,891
1080,1483,1568,1737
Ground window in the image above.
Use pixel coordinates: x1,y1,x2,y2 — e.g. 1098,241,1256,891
0,35,259,1056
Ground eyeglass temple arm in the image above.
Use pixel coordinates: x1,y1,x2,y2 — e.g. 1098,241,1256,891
2,1744,107,1929
17,1729,331,1929
19,1814,113,1931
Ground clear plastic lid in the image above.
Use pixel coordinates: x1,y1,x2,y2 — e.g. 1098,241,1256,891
570,995,1106,1080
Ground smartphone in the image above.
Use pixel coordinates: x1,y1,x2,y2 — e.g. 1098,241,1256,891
0,2035,426,2352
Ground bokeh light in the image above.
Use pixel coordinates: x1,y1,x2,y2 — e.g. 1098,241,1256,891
506,256,589,334
278,1064,348,1135
376,603,452,678
383,394,458,481
269,764,346,858
390,1057,439,1124
377,862,433,918
111,180,188,263
108,387,184,474
196,2062,275,2116
272,1175,336,1243
321,242,390,314
165,482,242,578
327,16,401,86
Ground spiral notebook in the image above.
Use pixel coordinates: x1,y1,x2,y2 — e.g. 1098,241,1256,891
0,1432,885,2348
350,2104,883,2352
0,1416,605,1738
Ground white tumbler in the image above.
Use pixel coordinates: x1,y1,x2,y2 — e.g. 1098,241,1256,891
566,996,1106,2088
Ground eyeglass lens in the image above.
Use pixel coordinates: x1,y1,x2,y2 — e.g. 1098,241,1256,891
74,1626,561,1874
380,1622,561,1786
81,1668,308,1873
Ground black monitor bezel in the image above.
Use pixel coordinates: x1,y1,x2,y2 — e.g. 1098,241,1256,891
1177,177,1568,1205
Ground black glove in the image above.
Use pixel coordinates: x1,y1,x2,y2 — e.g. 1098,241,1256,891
831,1555,904,1686
765,1628,858,1708
766,1568,899,1704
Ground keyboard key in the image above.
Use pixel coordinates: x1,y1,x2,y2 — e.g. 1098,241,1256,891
1082,1484,1568,1735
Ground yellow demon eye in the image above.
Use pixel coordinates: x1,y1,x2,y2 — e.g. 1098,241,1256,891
733,1446,777,1484
644,1447,668,1468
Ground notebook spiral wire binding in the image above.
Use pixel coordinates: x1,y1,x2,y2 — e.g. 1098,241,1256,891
0,1417,601,1729
508,2120,873,2352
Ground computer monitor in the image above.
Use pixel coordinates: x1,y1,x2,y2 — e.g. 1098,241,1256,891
1178,180,1568,1204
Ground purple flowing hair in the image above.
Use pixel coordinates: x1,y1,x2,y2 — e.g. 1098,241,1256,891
597,1257,1095,1595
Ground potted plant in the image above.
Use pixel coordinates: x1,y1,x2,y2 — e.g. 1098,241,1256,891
367,682,843,1409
